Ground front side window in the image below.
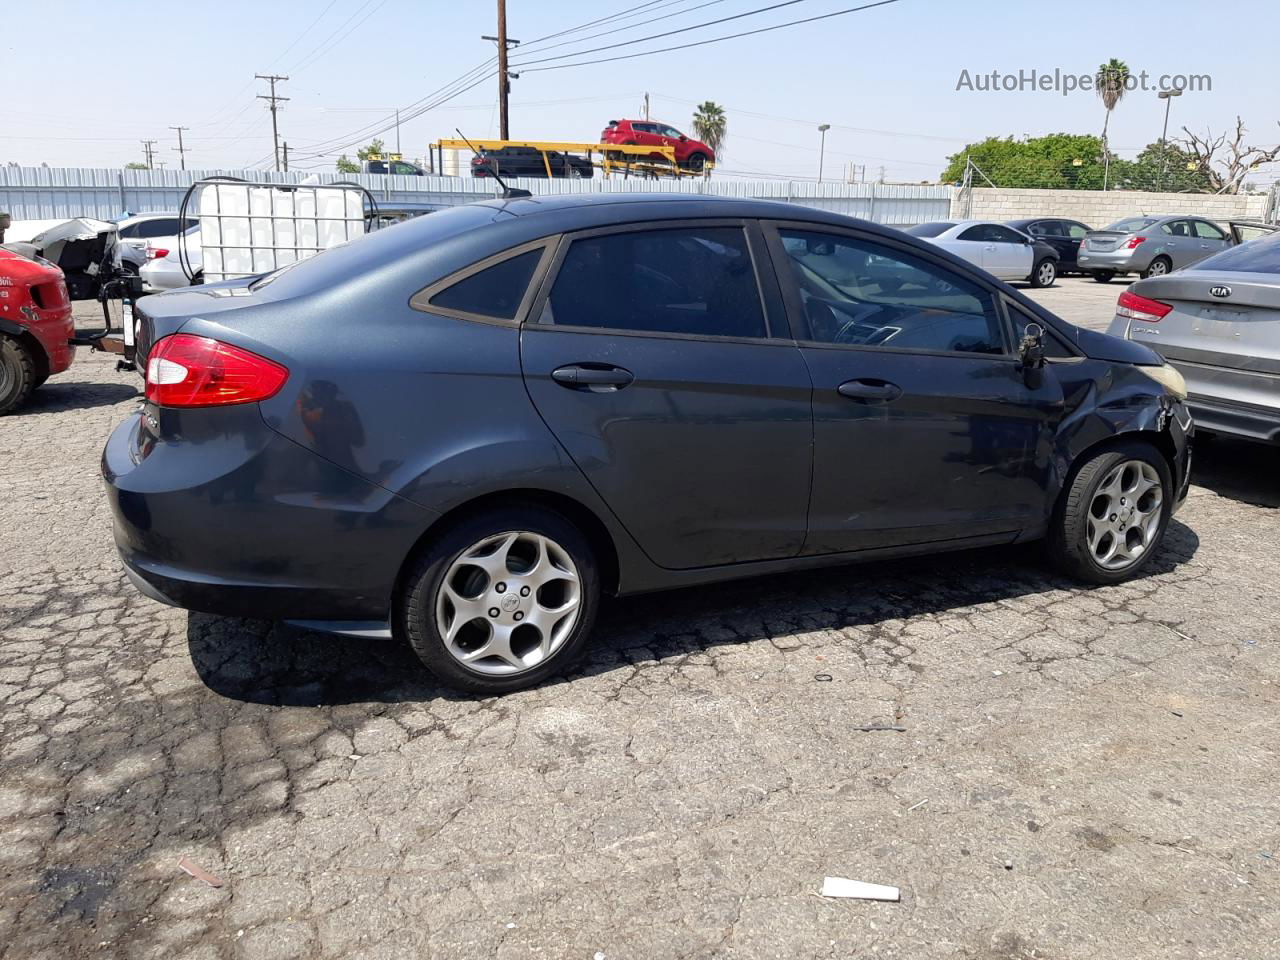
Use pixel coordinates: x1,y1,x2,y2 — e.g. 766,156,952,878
777,229,1005,355
1033,221,1065,238
544,227,766,339
1193,220,1226,240
426,248,543,321
1067,223,1089,239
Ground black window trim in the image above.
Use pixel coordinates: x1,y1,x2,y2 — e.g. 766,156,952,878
759,219,1017,360
522,217,792,346
410,238,559,326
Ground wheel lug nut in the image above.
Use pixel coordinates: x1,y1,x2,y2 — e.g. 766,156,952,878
513,612,524,621
1110,514,1117,521
520,586,530,597
488,607,500,618
495,582,507,593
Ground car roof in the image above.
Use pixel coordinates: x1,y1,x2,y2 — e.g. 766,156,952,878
468,191,851,224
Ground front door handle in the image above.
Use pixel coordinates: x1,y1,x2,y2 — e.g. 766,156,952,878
551,364,634,390
837,379,902,402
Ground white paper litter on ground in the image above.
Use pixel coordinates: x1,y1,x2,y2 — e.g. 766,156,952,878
821,877,900,901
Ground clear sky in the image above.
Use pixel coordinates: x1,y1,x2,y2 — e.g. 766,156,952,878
4,0,1277,185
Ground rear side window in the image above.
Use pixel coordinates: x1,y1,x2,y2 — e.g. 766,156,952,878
957,225,987,241
1032,221,1064,237
1192,230,1280,273
544,227,766,339
427,248,543,320
777,229,1006,355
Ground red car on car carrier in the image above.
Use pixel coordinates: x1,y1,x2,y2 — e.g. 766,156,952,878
600,119,715,171
0,247,74,414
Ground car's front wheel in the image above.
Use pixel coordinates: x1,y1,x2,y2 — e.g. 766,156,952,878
1030,258,1057,288
686,152,709,172
401,506,600,694
1048,441,1172,584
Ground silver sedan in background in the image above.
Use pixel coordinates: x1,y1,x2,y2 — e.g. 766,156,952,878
1105,225,1280,443
1078,215,1234,282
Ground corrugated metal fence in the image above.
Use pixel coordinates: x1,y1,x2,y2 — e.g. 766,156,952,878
0,166,952,226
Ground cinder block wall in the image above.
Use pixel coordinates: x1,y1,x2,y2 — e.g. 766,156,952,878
958,187,1269,227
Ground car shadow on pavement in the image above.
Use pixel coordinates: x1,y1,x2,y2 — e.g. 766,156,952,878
188,519,1198,706
1190,436,1280,508
20,381,138,414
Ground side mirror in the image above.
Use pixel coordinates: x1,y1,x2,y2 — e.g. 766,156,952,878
679,135,688,141
1019,322,1046,369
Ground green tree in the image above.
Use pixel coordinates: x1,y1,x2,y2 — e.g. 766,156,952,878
691,102,726,157
1096,59,1130,148
941,134,1107,189
124,161,149,170
1112,141,1215,193
336,138,388,173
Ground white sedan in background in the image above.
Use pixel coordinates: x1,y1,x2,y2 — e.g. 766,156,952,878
904,219,1058,287
140,225,202,292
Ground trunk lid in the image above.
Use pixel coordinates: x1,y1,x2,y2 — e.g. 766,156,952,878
1083,230,1128,252
1126,272,1280,410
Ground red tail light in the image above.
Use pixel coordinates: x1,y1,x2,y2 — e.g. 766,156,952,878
147,247,169,260
1125,236,1146,249
1116,290,1173,323
145,334,288,407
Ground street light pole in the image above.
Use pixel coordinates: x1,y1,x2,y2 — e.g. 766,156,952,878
1157,88,1184,192
817,123,831,183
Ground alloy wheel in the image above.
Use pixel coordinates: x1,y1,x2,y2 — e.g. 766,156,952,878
1147,259,1168,276
434,530,582,676
1037,261,1056,285
1086,460,1164,570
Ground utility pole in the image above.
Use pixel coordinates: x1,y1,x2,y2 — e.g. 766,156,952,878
255,73,290,171
140,139,157,170
395,109,401,155
643,92,650,121
482,1,519,140
282,142,289,173
169,126,189,171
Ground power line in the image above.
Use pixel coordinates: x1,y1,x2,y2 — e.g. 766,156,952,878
516,0,905,73
516,0,728,57
512,0,813,68
289,0,388,74
269,0,342,68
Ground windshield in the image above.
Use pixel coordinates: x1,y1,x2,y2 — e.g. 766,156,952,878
1191,230,1280,274
903,222,954,238
1105,217,1159,233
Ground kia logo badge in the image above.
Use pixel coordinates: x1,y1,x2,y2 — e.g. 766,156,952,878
1210,285,1232,298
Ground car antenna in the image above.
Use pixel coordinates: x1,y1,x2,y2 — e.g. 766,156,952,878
456,128,532,200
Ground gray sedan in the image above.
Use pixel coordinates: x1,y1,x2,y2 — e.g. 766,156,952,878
1105,225,1280,442
1078,215,1234,282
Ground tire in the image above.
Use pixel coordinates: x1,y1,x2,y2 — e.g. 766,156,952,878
0,336,37,415
119,261,140,276
401,505,600,694
1047,441,1173,585
1142,256,1172,279
1030,258,1057,288
1091,271,1115,283
686,152,708,173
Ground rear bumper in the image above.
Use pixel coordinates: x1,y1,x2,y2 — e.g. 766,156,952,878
103,408,438,621
1077,250,1142,273
1186,394,1280,443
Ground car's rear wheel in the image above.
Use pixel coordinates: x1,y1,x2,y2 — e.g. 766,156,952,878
1048,441,1172,584
402,506,600,694
1030,258,1057,288
1142,256,1172,279
0,336,37,415
1091,270,1115,283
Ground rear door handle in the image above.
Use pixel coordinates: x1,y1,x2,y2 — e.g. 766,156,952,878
551,364,634,390
837,379,902,402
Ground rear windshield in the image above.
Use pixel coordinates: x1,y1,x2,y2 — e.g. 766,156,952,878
1105,217,1159,233
1191,230,1280,274
903,222,953,237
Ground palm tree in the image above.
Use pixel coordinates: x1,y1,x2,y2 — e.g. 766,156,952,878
1096,59,1130,189
691,101,727,159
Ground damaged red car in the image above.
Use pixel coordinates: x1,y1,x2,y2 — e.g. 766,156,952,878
0,247,74,414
